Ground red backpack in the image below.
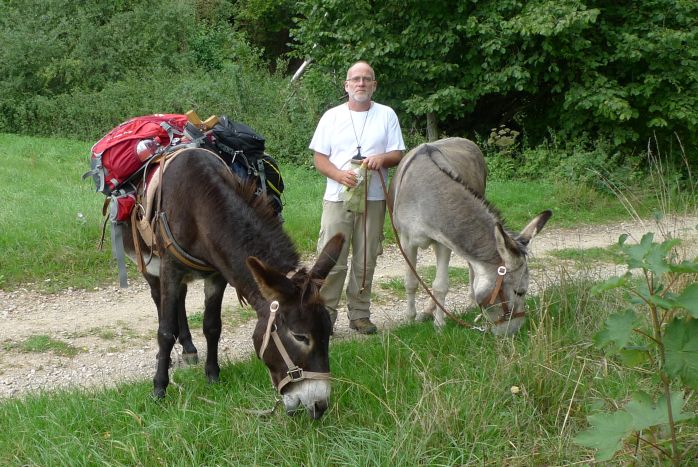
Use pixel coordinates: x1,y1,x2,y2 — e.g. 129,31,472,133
83,114,190,195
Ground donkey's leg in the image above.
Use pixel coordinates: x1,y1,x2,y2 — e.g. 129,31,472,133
143,272,162,314
403,242,419,322
175,283,199,365
153,267,182,398
202,275,226,384
467,261,476,306
143,273,168,365
428,243,451,329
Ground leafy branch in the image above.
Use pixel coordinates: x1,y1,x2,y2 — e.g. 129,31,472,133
574,232,698,464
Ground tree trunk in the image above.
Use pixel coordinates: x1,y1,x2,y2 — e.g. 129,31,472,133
426,112,439,141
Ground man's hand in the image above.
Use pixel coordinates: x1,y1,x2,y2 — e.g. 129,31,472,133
314,152,360,188
364,150,403,171
363,155,384,171
336,169,359,188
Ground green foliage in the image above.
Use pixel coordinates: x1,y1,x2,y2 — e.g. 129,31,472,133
664,319,698,388
0,1,198,96
2,0,696,181
575,391,692,461
230,0,296,66
575,232,698,463
292,0,698,159
0,0,284,139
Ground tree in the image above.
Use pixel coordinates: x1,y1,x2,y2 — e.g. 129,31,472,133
291,0,698,157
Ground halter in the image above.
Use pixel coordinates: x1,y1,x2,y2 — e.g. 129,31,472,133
481,264,526,326
258,301,331,393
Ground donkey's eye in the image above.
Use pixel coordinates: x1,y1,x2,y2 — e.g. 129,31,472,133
293,334,310,345
514,290,526,297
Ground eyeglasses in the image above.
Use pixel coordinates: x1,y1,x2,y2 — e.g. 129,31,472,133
346,76,375,84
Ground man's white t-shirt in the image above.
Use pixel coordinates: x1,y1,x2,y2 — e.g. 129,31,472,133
309,102,405,201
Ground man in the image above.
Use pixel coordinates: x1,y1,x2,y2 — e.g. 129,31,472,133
309,60,406,334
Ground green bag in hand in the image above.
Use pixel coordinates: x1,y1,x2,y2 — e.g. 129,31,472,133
341,160,371,213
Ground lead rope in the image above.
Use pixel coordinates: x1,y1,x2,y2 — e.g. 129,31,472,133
378,174,480,330
349,104,371,294
360,171,369,293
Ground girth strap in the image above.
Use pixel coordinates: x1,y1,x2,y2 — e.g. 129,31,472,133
110,221,129,288
157,212,215,271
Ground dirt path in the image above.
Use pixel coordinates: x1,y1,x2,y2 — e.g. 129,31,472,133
1,215,696,399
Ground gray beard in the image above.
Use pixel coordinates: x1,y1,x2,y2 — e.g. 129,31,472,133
348,91,371,104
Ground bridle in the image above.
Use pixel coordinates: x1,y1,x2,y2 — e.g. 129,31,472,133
480,264,526,326
258,301,331,393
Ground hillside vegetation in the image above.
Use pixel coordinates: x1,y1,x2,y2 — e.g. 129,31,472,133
1,0,696,182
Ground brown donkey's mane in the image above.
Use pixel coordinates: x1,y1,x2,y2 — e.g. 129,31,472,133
163,152,299,304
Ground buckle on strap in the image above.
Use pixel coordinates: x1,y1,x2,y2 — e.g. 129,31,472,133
287,367,304,382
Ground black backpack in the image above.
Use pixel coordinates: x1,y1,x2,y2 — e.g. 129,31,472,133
212,116,265,158
211,116,284,214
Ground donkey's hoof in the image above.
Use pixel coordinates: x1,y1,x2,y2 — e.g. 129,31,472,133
152,387,166,399
415,311,434,322
182,352,199,365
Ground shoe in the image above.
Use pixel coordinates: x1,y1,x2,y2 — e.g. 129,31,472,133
349,318,377,335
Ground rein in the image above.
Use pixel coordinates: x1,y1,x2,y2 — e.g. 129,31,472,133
259,301,331,394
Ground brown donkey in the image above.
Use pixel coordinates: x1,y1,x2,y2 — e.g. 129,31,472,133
123,148,343,419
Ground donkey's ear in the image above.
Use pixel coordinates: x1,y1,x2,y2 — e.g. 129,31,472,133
494,222,520,256
246,256,295,301
518,209,552,246
494,223,522,267
309,233,345,281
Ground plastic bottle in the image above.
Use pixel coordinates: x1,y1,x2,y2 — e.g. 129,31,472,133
135,139,160,161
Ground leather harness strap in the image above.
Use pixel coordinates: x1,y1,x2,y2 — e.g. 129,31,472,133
487,265,507,306
272,331,331,393
157,212,215,272
130,148,230,274
483,264,525,325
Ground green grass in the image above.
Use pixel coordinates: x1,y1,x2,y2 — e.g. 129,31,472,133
2,133,697,464
1,281,694,465
187,305,256,330
550,244,625,264
4,335,81,357
485,179,657,228
379,265,469,298
0,132,691,291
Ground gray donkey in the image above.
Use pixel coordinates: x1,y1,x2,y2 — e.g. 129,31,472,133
389,137,551,335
